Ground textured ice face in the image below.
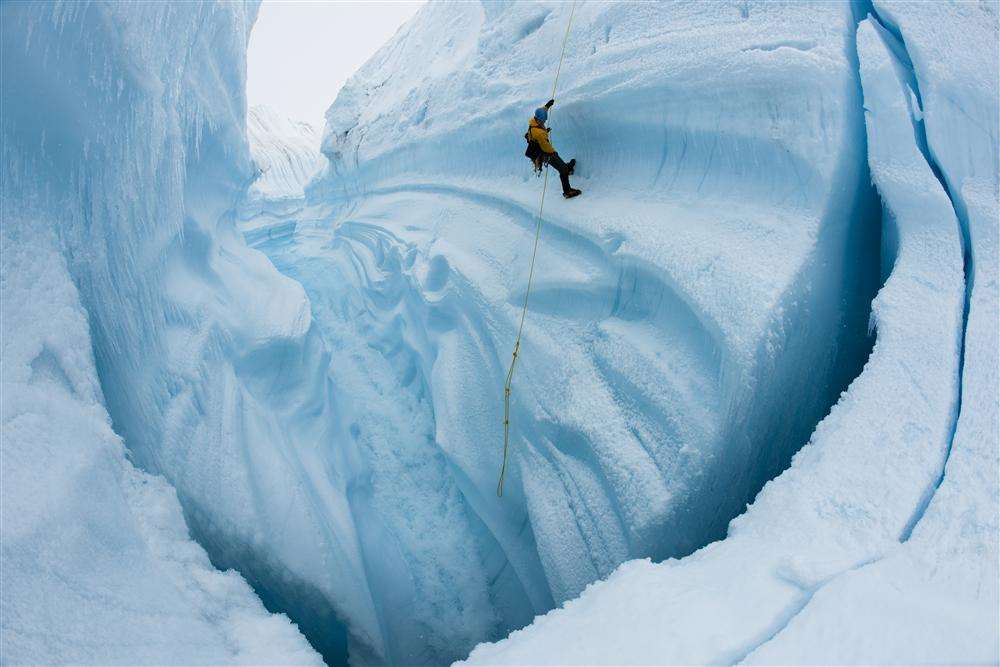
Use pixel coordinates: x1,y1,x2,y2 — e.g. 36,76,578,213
241,1,881,662
463,3,998,664
7,0,991,665
242,105,325,217
1,2,320,664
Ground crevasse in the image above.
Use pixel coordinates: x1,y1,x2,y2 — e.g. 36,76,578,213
238,1,883,663
3,1,995,666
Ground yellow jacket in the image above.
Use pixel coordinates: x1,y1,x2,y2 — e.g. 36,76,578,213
528,116,555,154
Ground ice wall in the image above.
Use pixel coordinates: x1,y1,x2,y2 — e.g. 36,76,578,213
746,4,1000,661
242,105,325,218
462,2,998,664
239,0,882,662
1,1,322,663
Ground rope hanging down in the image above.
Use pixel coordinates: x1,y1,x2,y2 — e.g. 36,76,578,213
498,1,577,497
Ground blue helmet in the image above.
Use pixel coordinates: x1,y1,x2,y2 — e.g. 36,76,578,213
534,107,548,122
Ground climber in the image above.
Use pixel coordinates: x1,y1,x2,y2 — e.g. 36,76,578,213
526,99,581,199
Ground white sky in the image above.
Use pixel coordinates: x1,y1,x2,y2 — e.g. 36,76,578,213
247,1,424,129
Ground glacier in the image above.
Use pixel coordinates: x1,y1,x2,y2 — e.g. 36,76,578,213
2,0,996,665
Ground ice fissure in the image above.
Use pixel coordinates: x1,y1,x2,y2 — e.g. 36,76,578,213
862,6,973,546
716,12,976,652
723,553,884,666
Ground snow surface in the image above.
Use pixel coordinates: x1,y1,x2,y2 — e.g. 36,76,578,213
1,2,318,664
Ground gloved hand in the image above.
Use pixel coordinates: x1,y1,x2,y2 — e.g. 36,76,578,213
544,99,555,109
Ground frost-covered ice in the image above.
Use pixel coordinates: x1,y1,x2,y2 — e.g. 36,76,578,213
245,0,994,663
744,5,1000,663
1,2,318,663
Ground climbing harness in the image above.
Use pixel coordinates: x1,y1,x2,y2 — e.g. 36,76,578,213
524,130,544,172
498,0,577,497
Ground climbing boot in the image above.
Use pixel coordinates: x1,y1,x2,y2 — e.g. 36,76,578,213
567,158,576,175
563,188,582,199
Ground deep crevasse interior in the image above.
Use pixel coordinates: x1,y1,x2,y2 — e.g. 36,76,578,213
237,2,883,662
2,1,996,666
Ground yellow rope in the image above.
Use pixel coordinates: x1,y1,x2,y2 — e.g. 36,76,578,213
498,0,577,497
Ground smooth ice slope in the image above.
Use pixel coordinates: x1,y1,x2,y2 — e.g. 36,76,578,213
240,1,880,662
1,2,318,663
242,105,325,218
463,3,998,664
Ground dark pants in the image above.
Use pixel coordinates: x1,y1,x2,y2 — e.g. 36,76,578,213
546,152,573,193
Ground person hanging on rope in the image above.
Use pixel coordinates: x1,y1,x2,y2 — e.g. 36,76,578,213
501,3,579,498
526,99,582,199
